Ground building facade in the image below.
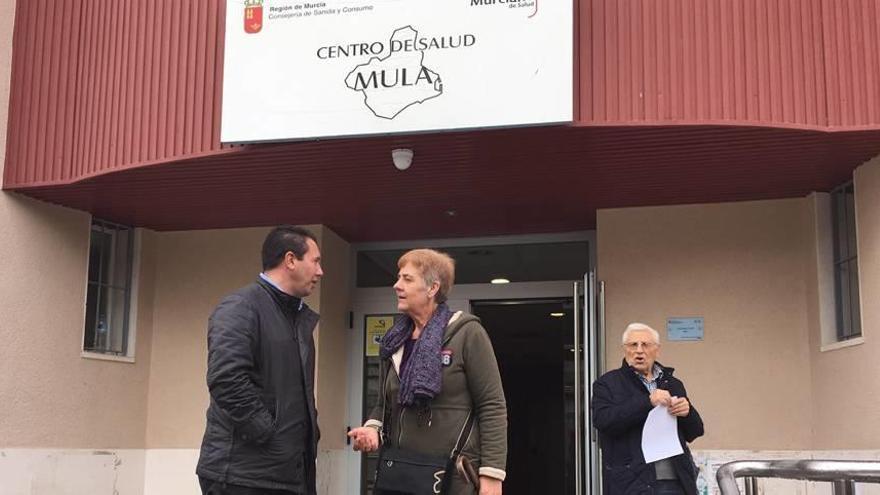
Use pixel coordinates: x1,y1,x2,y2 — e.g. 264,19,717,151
1,1,880,494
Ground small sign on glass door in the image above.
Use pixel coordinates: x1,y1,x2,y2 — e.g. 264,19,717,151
365,315,396,356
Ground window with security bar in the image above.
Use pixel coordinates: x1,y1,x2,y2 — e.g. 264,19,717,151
830,182,861,342
83,219,135,356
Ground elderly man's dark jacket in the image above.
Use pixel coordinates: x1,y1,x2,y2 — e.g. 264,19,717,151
591,360,704,495
197,277,320,494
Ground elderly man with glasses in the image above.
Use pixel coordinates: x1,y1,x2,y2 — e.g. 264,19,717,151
591,322,704,495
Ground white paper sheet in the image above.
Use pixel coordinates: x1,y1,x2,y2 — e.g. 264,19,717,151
641,405,684,463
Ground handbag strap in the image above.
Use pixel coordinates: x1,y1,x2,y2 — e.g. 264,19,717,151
380,355,475,459
449,410,476,459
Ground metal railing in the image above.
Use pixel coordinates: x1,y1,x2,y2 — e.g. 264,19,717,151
716,459,880,495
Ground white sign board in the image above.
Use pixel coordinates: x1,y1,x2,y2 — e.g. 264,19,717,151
222,0,573,143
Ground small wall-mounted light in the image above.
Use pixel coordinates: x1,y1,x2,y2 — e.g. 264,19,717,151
392,148,413,170
550,312,565,318
490,278,510,285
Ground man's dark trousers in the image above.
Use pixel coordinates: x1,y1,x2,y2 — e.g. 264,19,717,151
199,477,300,495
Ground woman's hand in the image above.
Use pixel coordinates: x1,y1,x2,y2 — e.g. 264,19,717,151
347,426,380,453
479,476,502,495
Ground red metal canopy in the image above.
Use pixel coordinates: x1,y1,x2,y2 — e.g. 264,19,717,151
15,124,880,241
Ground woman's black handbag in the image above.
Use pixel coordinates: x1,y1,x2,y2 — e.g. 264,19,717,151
373,361,476,495
374,446,455,494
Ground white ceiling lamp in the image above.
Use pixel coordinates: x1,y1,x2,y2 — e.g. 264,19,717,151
391,148,413,170
490,278,510,284
550,312,565,317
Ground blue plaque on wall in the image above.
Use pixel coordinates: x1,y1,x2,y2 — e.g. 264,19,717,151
666,317,704,341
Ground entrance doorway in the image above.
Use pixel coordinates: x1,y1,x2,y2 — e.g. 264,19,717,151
345,233,600,495
472,298,578,495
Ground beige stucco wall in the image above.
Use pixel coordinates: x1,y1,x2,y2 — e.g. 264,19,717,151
313,227,353,451
0,198,158,449
0,0,154,449
144,225,352,448
144,227,277,447
808,156,880,449
597,198,815,450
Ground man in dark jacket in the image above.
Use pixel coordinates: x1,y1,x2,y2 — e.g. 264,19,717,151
197,225,324,495
592,322,704,495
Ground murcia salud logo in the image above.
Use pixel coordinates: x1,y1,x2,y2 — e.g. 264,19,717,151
244,0,264,34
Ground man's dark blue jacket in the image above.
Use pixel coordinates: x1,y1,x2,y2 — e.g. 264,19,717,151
197,278,320,494
592,360,704,494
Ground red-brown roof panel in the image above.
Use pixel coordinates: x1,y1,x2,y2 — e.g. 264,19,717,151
14,125,880,240
4,0,880,240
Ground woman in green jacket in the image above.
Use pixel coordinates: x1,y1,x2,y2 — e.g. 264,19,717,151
348,248,508,495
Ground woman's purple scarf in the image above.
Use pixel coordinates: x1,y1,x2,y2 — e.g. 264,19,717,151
380,303,453,407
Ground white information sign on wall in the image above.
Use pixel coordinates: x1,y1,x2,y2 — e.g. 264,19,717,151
666,317,705,342
222,0,573,143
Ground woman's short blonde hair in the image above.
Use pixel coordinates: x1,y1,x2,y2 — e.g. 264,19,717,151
398,249,456,304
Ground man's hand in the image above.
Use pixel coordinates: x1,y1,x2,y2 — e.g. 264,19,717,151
668,396,690,417
649,389,672,407
479,476,502,495
347,426,380,453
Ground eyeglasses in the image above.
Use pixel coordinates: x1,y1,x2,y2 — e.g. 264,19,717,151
623,341,657,350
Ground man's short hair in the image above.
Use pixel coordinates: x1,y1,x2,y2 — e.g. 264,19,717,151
622,322,660,345
261,225,317,271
